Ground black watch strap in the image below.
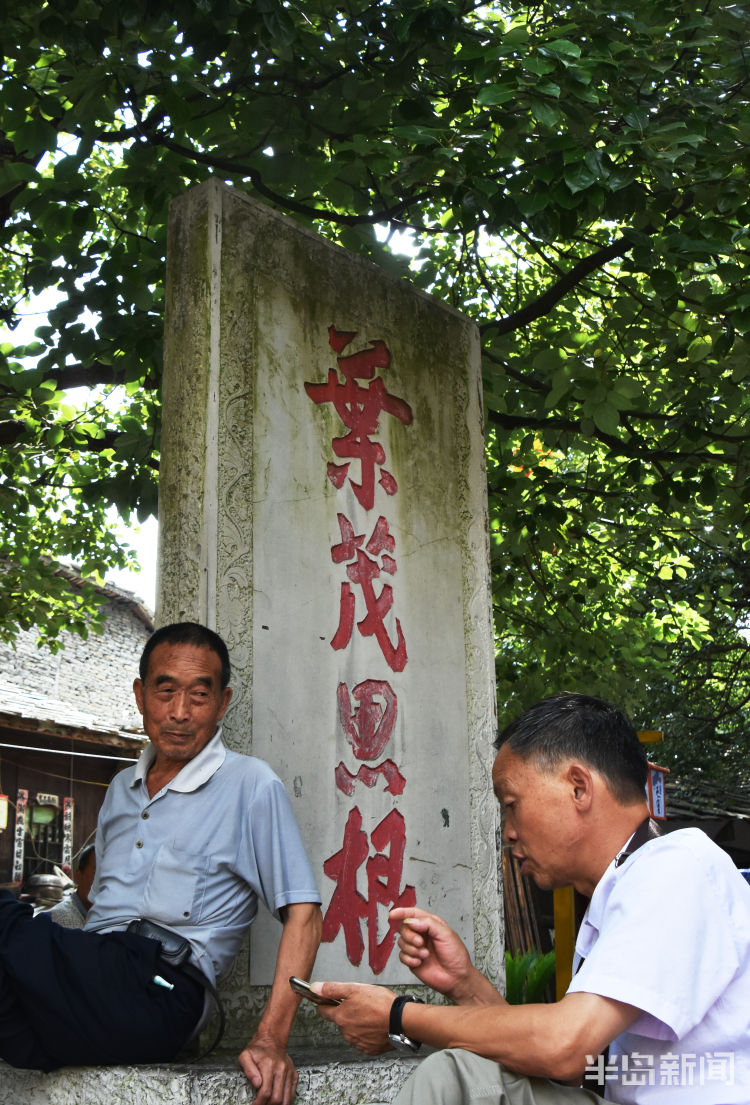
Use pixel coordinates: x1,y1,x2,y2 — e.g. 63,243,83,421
389,994,424,1037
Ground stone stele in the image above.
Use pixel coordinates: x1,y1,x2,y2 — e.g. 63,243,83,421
156,179,502,1049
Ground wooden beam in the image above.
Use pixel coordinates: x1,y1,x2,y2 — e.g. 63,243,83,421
0,714,145,752
553,886,576,1000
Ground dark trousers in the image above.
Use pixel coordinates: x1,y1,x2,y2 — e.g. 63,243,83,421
0,891,204,1071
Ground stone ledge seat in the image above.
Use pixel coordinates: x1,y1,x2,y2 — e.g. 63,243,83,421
0,1046,421,1105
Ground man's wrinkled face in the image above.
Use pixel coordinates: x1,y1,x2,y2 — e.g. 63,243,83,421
133,642,232,766
492,743,582,891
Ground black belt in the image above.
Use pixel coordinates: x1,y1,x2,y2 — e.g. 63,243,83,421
126,918,226,1057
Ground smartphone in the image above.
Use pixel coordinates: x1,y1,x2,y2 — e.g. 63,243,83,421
289,976,341,1006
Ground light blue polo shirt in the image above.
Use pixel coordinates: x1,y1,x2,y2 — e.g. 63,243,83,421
85,728,321,987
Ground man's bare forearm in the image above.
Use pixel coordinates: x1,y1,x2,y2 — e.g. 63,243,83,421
400,991,640,1083
254,902,323,1044
238,903,323,1104
449,964,508,1007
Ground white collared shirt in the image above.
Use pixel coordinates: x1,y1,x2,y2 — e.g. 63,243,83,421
85,728,320,986
569,828,750,1103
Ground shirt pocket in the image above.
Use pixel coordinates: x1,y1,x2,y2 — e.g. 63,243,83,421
142,843,211,925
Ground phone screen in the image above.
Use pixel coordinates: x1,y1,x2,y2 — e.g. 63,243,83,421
289,976,341,1005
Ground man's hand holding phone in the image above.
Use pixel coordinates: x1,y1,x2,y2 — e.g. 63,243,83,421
292,978,397,1056
289,976,341,1006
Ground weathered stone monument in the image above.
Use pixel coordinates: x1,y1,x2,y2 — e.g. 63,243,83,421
157,178,502,1050
1,179,502,1104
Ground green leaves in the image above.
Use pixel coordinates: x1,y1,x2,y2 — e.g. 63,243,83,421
505,948,557,1004
1,0,750,780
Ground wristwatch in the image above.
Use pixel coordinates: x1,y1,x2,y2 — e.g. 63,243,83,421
387,994,425,1053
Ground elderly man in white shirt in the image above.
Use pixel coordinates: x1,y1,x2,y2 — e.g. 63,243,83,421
312,692,750,1105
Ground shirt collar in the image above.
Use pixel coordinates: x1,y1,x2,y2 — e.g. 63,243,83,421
576,856,620,960
577,823,656,953
131,726,227,793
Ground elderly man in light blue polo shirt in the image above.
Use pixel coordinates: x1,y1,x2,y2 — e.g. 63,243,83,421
0,622,322,1105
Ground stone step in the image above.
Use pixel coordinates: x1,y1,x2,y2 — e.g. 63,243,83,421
0,1048,421,1105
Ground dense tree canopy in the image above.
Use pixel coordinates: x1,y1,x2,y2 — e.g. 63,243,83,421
2,0,749,780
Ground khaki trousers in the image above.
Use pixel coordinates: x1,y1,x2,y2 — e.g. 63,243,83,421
392,1049,605,1105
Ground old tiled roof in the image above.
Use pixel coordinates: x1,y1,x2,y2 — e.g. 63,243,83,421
0,679,146,753
665,778,750,821
2,558,154,629
50,561,154,629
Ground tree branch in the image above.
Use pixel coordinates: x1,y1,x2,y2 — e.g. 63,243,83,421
0,420,159,471
152,134,428,227
0,420,25,446
484,407,742,463
480,236,633,337
4,360,158,392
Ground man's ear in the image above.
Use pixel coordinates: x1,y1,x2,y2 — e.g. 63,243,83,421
567,762,594,811
133,678,145,716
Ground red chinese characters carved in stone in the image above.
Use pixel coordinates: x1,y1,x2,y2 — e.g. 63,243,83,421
334,760,406,797
337,679,397,760
321,807,369,966
305,327,413,511
367,809,417,972
322,807,416,972
330,514,407,672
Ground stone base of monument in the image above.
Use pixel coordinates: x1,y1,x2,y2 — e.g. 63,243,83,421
0,1047,421,1105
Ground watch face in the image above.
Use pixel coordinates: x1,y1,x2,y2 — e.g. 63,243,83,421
388,1032,421,1054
